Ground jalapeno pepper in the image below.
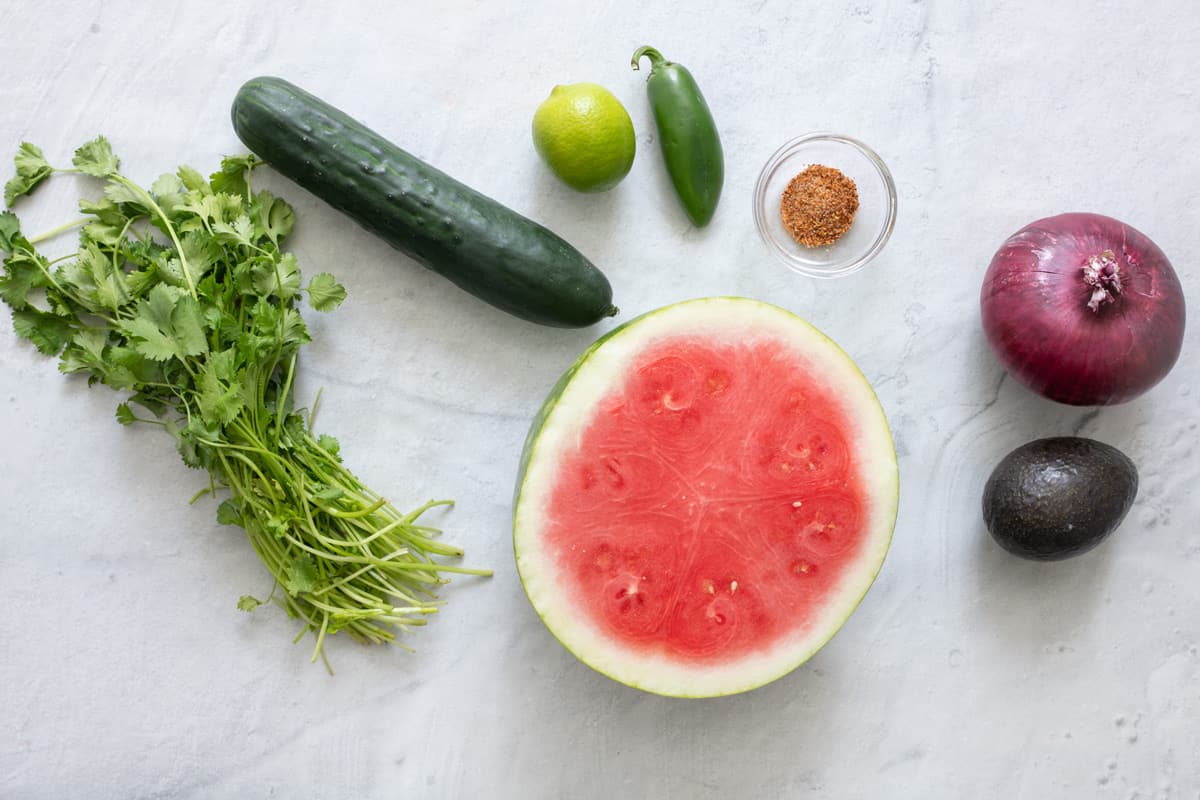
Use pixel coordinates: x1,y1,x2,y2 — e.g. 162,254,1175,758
631,45,724,227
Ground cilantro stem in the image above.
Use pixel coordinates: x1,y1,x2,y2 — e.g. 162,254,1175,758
275,352,297,452
29,217,89,245
23,244,68,296
125,415,167,427
307,392,323,434
112,174,197,299
222,450,283,501
312,496,388,519
311,614,330,663
108,216,139,303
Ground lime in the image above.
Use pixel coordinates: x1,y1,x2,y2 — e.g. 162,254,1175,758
532,83,636,193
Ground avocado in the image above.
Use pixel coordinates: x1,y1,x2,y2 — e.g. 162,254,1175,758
982,437,1138,561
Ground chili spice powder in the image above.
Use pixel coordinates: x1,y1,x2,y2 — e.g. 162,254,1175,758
780,164,859,247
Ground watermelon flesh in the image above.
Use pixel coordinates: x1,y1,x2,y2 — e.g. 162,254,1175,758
548,337,868,660
515,298,898,697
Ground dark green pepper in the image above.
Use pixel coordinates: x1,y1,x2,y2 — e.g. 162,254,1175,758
631,45,724,227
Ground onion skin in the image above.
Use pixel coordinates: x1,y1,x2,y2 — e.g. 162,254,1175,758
981,213,1186,405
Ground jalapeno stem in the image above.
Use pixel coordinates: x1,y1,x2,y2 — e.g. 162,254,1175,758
631,45,667,71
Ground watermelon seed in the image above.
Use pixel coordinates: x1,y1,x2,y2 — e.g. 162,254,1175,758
705,374,729,394
602,460,625,489
701,579,716,594
616,591,646,615
792,560,816,576
730,580,739,593
614,575,640,600
792,500,804,508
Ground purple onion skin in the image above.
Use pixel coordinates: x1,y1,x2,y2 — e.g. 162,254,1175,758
981,212,1186,405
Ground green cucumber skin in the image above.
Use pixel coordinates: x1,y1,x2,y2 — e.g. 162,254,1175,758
231,76,618,328
635,49,724,227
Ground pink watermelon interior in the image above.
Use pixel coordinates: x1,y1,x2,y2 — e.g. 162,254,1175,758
544,335,870,663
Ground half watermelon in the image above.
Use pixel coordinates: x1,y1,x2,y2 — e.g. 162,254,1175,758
513,298,898,697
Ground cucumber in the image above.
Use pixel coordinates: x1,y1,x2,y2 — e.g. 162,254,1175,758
231,76,618,328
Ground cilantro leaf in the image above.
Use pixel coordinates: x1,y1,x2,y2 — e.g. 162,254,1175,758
72,136,119,177
265,515,289,539
306,273,346,312
312,485,345,502
217,499,243,526
119,283,208,362
251,191,295,243
179,232,222,281
170,294,208,355
126,391,167,417
115,403,137,426
148,175,186,219
102,345,164,390
5,143,54,205
4,177,33,208
57,348,92,375
75,327,108,360
58,327,109,374
181,192,228,225
81,220,126,248
247,296,280,335
198,347,246,426
103,178,146,207
317,434,341,459
175,416,221,469
11,308,73,355
151,173,184,198
78,197,127,227
236,595,262,612
60,243,124,312
0,247,50,309
0,211,21,250
154,253,188,289
14,141,52,177
0,266,38,309
120,316,178,361
279,308,310,347
176,165,207,193
145,282,183,323
282,554,319,595
251,251,301,300
212,214,255,248
208,154,260,197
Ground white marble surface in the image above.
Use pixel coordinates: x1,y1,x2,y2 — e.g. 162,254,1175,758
2,1,1198,797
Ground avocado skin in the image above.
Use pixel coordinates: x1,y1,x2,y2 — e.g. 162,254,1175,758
982,437,1138,561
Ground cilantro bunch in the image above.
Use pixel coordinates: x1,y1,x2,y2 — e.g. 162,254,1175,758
0,137,488,666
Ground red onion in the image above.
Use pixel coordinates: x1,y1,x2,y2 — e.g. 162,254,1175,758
981,212,1186,405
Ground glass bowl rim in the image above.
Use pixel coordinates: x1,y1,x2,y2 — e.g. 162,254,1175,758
753,131,898,279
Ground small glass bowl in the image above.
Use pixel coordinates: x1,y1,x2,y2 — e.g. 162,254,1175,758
753,133,897,278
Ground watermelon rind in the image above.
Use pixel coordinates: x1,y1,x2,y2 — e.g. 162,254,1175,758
513,297,899,698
